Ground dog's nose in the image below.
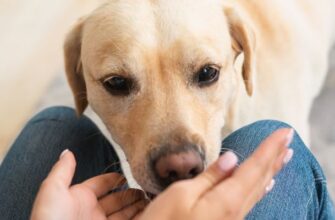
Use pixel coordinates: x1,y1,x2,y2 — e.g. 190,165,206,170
154,150,204,188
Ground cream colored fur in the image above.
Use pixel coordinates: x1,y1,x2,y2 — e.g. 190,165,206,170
64,0,335,194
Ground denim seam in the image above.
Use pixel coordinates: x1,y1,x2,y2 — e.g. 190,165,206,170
304,180,326,219
305,185,315,220
314,178,327,184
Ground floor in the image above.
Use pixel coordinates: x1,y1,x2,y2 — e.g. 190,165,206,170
0,0,334,200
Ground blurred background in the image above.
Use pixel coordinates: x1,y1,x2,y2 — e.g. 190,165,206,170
0,0,334,199
0,0,101,157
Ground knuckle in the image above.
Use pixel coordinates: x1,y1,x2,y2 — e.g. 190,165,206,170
227,180,245,204
198,170,218,188
272,159,284,174
223,202,240,218
229,178,243,194
246,157,269,179
250,157,267,170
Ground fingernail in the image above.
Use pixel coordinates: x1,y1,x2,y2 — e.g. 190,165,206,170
218,151,238,172
60,149,69,159
285,128,294,147
283,148,294,164
265,179,275,193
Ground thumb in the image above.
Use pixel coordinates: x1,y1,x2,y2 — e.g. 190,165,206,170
46,149,76,187
191,151,238,198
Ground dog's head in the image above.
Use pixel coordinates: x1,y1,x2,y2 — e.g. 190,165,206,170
64,0,255,194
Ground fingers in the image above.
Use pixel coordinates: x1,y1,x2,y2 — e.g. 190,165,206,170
100,189,146,216
239,148,292,215
191,151,238,199
82,173,127,198
107,199,148,220
232,128,294,198
206,128,294,217
45,149,76,187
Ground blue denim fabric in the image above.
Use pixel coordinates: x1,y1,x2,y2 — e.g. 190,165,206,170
0,107,120,220
221,120,335,220
0,107,334,219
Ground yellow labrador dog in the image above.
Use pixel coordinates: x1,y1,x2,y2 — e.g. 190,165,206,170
64,0,335,194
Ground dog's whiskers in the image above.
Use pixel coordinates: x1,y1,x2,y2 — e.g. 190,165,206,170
102,161,122,174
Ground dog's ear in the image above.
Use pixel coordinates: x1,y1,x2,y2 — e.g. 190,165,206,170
224,7,256,96
64,17,87,115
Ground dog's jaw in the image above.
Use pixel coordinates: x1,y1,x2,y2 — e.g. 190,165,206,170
105,125,167,194
104,133,143,189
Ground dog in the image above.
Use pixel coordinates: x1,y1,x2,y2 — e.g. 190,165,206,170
63,0,335,195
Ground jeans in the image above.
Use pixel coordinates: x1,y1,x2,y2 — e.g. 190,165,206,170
0,106,334,220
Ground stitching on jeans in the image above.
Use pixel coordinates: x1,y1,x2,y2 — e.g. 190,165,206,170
220,147,246,160
304,180,326,219
314,178,327,184
314,179,327,184
304,184,314,220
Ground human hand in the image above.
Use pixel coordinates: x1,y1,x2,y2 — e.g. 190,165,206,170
139,128,294,220
30,150,148,220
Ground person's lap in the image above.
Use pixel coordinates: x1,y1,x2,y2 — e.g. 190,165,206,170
0,106,334,220
222,120,335,219
0,107,120,219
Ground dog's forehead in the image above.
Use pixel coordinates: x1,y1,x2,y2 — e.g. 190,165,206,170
152,0,226,40
83,0,227,49
81,0,229,77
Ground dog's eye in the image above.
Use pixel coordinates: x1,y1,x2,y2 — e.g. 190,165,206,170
102,76,134,96
196,65,220,87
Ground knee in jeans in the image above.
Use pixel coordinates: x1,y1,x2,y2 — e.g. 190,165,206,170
248,119,292,130
228,119,293,141
222,120,294,160
30,106,82,123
